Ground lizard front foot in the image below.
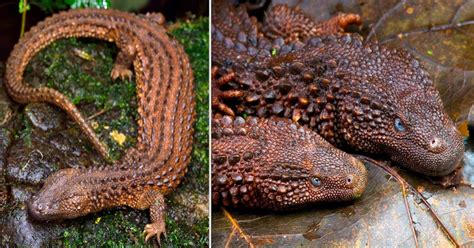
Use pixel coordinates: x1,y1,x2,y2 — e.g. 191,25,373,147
212,68,248,117
111,64,133,81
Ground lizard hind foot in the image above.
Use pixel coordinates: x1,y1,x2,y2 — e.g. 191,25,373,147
335,13,362,31
144,12,166,26
144,221,167,244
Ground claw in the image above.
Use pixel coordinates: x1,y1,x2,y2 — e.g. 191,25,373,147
218,103,235,117
220,90,245,99
336,13,362,31
212,95,235,117
212,69,240,117
215,71,236,87
111,64,133,81
211,66,218,78
143,222,166,244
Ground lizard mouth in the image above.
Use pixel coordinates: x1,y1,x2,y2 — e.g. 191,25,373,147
27,193,70,221
27,197,51,221
389,128,464,176
348,157,368,198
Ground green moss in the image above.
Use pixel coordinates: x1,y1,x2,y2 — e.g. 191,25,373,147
59,211,146,247
22,17,209,247
17,114,32,146
30,0,111,12
25,37,138,160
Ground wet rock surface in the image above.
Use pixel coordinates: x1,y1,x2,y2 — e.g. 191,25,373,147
0,63,14,212
0,17,209,247
0,129,12,212
6,125,96,185
24,103,65,132
0,102,12,127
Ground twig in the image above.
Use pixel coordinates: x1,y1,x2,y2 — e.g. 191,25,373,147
379,20,474,44
87,109,107,120
0,102,12,126
21,149,44,170
450,2,468,25
224,227,237,248
367,0,406,41
20,0,27,38
356,156,419,247
222,207,256,248
356,155,460,248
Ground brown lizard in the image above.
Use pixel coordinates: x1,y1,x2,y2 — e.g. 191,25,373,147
212,1,464,183
4,9,195,243
212,114,367,209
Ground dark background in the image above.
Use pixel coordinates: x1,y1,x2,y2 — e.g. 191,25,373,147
0,0,209,61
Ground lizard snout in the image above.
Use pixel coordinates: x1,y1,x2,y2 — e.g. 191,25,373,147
27,197,49,221
427,136,447,154
347,157,367,198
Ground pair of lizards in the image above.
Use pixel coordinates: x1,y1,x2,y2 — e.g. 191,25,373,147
211,0,464,209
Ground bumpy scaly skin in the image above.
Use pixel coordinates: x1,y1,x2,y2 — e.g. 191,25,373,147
262,4,361,42
212,1,463,177
212,115,367,210
5,9,195,242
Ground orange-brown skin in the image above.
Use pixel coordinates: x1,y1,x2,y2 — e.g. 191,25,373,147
262,4,361,42
5,9,195,243
211,1,370,210
212,115,367,210
212,1,463,177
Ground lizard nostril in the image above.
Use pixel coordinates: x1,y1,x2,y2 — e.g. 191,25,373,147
346,175,354,187
27,199,46,220
428,137,447,153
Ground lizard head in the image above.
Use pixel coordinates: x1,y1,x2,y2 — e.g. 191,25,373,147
28,168,93,221
212,117,368,210
252,120,368,210
337,45,464,176
258,149,368,210
383,91,464,176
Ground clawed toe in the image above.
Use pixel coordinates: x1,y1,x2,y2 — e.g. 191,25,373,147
337,13,361,30
212,95,235,117
212,70,242,116
111,64,133,81
144,222,166,244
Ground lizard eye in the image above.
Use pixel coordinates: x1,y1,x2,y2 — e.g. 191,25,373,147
394,118,406,132
310,177,321,187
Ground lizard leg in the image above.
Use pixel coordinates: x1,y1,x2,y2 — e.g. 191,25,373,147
145,193,167,243
315,13,362,34
111,48,134,81
109,30,137,81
